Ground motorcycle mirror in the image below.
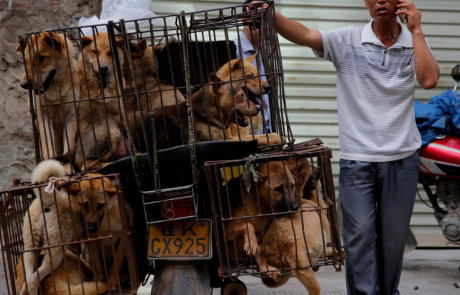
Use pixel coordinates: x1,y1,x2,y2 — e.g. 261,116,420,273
452,64,460,91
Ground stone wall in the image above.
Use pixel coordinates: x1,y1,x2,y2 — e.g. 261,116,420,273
0,0,101,189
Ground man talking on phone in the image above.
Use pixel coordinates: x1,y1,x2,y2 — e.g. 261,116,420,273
259,0,439,294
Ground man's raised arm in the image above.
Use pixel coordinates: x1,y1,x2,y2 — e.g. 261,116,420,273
397,0,440,90
275,12,324,52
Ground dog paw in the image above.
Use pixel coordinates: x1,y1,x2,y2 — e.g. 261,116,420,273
120,274,130,283
261,266,281,282
243,241,258,256
108,275,120,290
267,133,283,145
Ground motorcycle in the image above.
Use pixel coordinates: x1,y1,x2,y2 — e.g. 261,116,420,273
414,64,460,246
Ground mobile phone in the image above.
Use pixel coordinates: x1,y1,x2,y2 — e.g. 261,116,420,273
397,2,406,22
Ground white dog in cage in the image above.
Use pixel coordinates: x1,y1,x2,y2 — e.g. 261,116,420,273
20,160,85,295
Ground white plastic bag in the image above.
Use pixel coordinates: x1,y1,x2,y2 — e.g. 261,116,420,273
79,0,161,36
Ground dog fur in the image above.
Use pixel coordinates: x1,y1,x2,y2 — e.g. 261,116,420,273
223,160,301,281
66,75,271,171
66,174,135,290
217,54,271,140
20,160,84,295
260,159,332,294
77,32,123,131
122,40,185,112
16,32,80,159
16,248,107,295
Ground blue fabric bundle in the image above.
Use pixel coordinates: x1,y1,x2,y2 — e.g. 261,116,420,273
414,90,460,146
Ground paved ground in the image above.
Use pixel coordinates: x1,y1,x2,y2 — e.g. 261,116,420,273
2,249,459,294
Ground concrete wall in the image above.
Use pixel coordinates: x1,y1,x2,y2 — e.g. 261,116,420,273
0,0,101,189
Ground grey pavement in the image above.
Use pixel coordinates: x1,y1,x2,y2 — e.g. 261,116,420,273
2,250,459,294
209,250,460,295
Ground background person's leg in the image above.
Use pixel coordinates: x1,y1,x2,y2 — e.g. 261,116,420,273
339,159,379,295
376,151,420,295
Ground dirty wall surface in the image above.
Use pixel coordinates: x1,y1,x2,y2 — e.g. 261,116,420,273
0,0,101,189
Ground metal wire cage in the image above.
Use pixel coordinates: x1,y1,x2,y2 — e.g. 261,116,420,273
0,174,139,295
17,0,291,178
203,140,345,282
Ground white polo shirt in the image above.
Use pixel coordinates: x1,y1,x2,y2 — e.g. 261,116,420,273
313,20,422,162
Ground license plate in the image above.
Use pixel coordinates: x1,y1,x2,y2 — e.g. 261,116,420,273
147,219,212,260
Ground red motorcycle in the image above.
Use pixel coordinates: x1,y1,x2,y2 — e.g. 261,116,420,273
417,64,460,244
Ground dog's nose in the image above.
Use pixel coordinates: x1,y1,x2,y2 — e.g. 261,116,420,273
87,223,99,233
290,200,300,211
263,84,271,94
20,81,29,89
100,66,109,75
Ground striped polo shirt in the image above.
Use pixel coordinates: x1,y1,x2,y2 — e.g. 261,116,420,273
313,20,422,162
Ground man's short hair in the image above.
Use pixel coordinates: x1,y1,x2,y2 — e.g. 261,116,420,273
242,0,253,14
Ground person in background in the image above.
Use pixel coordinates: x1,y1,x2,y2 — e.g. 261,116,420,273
233,0,271,134
254,0,440,294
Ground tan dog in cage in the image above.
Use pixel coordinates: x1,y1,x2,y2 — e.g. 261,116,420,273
66,174,135,290
16,247,107,295
223,160,302,281
77,32,124,131
20,160,86,295
260,159,333,294
64,76,278,171
16,32,80,159
217,54,270,138
122,39,185,112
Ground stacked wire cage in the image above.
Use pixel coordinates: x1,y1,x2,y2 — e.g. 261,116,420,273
0,174,139,295
2,0,345,294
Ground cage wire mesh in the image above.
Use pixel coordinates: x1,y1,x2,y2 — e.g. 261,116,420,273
10,0,344,292
0,174,138,295
204,140,344,281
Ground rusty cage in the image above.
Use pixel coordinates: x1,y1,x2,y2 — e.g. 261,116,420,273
0,174,138,295
3,1,345,294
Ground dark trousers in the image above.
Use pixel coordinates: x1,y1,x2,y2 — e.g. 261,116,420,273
339,151,420,295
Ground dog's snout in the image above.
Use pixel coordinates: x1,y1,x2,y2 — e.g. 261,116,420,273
290,200,300,211
87,223,99,233
100,66,109,75
263,84,271,94
20,81,29,89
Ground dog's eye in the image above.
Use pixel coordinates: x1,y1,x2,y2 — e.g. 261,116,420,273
291,184,295,191
92,50,97,54
246,74,254,78
107,51,112,56
79,202,89,210
38,56,45,63
274,185,283,192
96,203,105,210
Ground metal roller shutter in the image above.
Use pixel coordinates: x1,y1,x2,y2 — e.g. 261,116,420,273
149,0,460,247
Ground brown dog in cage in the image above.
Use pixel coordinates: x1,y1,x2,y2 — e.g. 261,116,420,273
217,54,270,138
66,174,135,290
16,32,80,159
223,160,303,281
77,32,124,131
259,159,333,294
16,248,107,295
20,160,86,295
63,75,278,171
122,39,186,112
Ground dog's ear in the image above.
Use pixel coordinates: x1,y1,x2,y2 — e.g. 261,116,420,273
43,32,62,50
312,165,321,180
105,185,118,197
245,53,257,63
15,44,23,52
231,57,243,71
153,42,166,57
130,39,148,57
81,36,93,49
116,38,124,49
209,72,222,93
65,183,80,196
